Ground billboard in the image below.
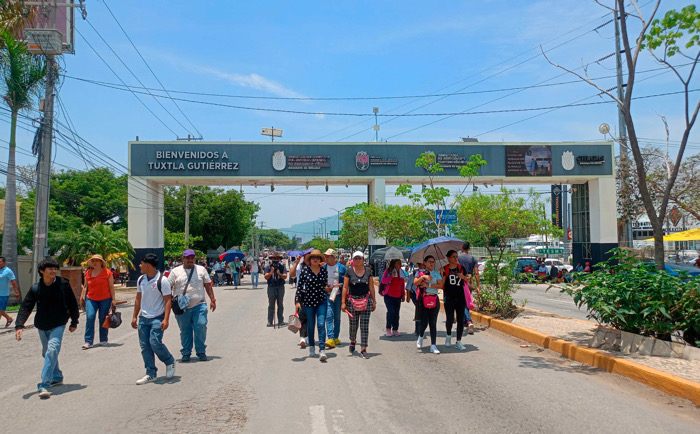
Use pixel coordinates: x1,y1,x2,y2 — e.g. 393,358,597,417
551,185,562,229
505,145,552,177
27,0,76,54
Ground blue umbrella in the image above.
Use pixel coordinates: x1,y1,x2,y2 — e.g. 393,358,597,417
409,236,464,268
219,249,246,262
287,250,303,257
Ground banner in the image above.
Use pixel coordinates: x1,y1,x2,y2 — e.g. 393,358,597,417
551,185,562,229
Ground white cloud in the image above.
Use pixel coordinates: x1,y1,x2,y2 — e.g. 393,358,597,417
193,65,307,99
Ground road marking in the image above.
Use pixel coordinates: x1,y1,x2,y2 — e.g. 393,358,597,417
310,405,329,434
331,409,345,433
0,383,26,400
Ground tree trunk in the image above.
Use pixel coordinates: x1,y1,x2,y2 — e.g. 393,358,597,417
2,110,20,284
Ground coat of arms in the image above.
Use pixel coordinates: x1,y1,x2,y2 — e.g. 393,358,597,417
356,151,369,171
272,150,286,171
562,151,575,171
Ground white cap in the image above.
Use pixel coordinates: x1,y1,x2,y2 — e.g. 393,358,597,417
352,251,364,259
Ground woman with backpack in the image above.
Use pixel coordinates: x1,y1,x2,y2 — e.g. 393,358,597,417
380,258,405,337
415,255,442,354
341,251,377,359
440,250,469,351
80,255,116,350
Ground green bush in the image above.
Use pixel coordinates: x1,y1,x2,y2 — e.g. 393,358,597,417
559,249,700,347
475,256,521,318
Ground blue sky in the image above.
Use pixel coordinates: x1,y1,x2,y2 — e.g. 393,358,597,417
1,0,697,234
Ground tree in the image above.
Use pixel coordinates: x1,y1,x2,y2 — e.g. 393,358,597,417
395,152,486,237
50,223,135,268
0,30,45,275
543,1,700,270
301,236,333,253
0,1,37,38
370,203,433,247
339,203,371,252
164,229,204,260
259,228,294,249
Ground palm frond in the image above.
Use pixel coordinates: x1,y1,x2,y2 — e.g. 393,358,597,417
0,29,46,112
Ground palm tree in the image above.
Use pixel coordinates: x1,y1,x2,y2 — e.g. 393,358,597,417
52,223,135,269
0,1,37,38
0,30,46,276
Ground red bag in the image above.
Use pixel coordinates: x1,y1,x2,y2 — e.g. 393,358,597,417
349,294,369,311
422,293,438,309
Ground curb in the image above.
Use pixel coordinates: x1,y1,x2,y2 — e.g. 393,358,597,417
470,311,700,406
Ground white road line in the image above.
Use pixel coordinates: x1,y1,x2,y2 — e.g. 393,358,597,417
0,383,26,400
331,409,345,433
310,405,329,434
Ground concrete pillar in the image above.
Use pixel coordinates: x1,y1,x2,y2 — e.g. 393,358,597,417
128,177,164,283
588,177,618,264
367,179,386,271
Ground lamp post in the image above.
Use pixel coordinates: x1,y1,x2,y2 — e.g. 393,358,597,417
330,207,343,240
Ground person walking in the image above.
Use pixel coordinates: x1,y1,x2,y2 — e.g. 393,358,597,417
415,255,442,354
250,259,260,289
132,254,176,385
15,258,80,399
80,255,116,349
380,258,405,337
264,253,288,327
404,261,422,335
0,256,19,327
168,250,216,362
232,257,242,288
295,250,329,361
341,251,377,359
458,242,480,335
224,261,233,285
441,250,469,350
290,254,310,348
323,249,346,349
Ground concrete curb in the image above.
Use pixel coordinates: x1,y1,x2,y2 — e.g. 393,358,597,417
471,311,700,406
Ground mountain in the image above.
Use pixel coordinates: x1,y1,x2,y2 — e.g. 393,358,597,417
278,215,343,244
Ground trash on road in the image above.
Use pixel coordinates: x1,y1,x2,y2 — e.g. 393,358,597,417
571,362,583,367
519,344,531,348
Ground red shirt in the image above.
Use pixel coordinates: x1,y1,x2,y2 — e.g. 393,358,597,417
381,269,405,298
85,268,112,301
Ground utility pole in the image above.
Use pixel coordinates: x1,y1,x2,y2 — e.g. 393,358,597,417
184,186,190,245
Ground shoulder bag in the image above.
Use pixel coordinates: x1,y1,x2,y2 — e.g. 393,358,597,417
172,267,195,316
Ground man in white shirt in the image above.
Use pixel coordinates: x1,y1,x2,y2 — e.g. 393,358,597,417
131,254,176,385
168,250,216,362
322,249,346,349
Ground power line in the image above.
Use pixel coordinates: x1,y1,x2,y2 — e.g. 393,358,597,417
100,0,203,138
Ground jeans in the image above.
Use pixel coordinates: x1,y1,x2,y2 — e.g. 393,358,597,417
175,302,208,356
85,297,112,344
138,315,175,377
233,273,240,286
464,307,472,324
37,325,65,390
267,285,285,324
304,303,328,350
325,295,342,340
445,295,467,340
384,295,402,330
251,272,259,288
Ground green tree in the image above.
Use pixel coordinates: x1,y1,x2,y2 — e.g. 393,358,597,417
0,30,45,274
301,236,333,253
164,229,204,260
50,223,135,267
259,228,293,249
0,1,37,38
339,203,371,252
395,152,486,237
370,203,432,247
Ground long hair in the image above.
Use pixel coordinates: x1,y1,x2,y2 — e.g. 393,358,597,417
388,259,401,271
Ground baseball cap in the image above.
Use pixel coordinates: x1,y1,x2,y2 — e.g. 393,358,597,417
352,251,364,259
183,249,196,257
324,248,337,256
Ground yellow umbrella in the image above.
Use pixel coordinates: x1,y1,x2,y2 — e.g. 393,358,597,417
644,227,700,242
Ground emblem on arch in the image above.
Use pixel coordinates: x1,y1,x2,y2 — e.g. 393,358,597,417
562,151,575,171
272,150,286,171
356,151,370,171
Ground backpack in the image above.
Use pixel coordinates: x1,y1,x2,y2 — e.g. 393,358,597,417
405,270,417,293
137,273,165,295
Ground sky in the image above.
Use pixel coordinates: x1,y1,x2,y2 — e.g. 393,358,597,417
1,0,698,237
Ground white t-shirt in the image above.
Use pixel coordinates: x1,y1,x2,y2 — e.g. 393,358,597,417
251,262,259,273
137,272,172,318
295,262,304,285
326,264,339,286
168,265,211,308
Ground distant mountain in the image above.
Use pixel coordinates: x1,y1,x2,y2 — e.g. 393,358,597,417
278,215,343,244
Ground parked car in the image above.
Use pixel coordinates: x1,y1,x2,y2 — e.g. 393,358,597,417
543,258,573,274
514,257,540,281
643,262,700,278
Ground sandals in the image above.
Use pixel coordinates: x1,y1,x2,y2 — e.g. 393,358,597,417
5,318,13,328
82,343,92,350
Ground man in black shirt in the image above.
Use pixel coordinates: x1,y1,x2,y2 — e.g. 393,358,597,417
458,242,480,335
264,253,288,327
15,258,80,399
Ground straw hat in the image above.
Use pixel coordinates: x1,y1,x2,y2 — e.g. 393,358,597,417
88,254,106,267
308,249,324,260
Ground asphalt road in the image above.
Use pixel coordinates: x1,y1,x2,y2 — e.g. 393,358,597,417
513,282,592,321
1,281,698,433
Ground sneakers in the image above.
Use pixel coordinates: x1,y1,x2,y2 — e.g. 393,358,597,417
299,337,307,348
197,353,207,362
334,338,342,346
278,321,286,327
416,336,424,349
166,363,176,378
325,339,336,349
309,347,316,357
385,328,392,337
445,335,452,347
81,343,92,350
430,345,440,354
266,323,273,327
49,380,63,387
38,388,51,398
455,341,467,351
181,354,191,362
360,350,368,359
392,330,401,337
136,375,156,385
349,342,356,353
468,322,475,335
319,350,327,361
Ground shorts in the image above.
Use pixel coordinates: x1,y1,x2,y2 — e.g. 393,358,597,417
0,296,8,311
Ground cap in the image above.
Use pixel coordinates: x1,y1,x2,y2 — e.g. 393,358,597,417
183,249,196,257
324,248,337,256
352,251,364,259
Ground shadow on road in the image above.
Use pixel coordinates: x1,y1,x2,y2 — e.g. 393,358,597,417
518,355,601,375
22,383,87,399
155,376,182,385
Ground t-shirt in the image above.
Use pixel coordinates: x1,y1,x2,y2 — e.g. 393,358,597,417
137,272,172,318
346,266,370,297
264,263,287,288
381,269,406,298
232,262,241,274
443,265,465,299
168,265,211,308
326,264,339,286
251,262,259,273
0,266,16,296
85,268,113,301
458,253,478,275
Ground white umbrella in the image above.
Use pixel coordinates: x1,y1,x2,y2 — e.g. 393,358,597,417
409,236,464,269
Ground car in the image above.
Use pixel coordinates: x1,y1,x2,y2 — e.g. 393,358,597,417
514,257,540,281
643,262,700,278
543,258,573,274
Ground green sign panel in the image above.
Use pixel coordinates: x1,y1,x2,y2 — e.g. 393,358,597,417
330,230,340,236
538,248,564,255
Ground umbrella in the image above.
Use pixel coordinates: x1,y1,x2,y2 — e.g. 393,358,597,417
370,246,411,262
644,227,700,242
409,236,464,268
219,249,246,262
287,250,303,257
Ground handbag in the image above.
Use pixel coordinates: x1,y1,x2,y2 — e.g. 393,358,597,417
172,267,195,316
101,307,122,328
287,312,302,333
464,283,475,310
422,293,438,309
349,293,370,311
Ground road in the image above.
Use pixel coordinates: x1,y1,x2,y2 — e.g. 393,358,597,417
513,282,592,321
1,281,698,433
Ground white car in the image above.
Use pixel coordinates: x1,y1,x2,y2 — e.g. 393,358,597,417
543,258,573,274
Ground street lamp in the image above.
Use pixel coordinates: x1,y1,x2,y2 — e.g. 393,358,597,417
330,207,344,240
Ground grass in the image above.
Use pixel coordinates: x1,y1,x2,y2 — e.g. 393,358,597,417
6,305,19,312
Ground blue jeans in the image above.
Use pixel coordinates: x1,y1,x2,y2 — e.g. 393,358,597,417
85,297,112,344
251,272,259,288
384,295,402,330
37,325,65,390
325,295,342,340
464,307,472,323
138,315,175,377
175,303,208,356
233,273,240,286
304,302,328,350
